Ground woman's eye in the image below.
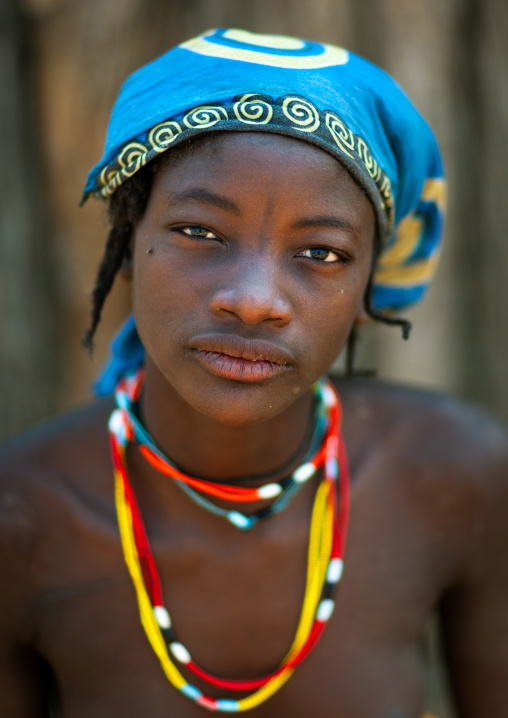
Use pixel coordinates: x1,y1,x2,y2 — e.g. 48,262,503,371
299,247,342,263
181,226,218,240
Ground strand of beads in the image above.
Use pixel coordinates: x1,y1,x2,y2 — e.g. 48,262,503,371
109,376,350,713
112,369,333,530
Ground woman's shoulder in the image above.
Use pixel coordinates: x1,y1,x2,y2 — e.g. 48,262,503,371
0,398,116,566
335,373,508,456
337,373,508,472
0,396,114,479
336,375,508,553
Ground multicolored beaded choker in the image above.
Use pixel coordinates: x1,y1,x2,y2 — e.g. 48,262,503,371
109,373,350,712
111,370,332,530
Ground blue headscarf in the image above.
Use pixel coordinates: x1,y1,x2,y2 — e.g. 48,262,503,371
83,29,445,395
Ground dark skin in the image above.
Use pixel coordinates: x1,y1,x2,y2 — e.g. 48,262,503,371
1,133,508,718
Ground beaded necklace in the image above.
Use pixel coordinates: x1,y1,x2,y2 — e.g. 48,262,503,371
109,374,350,713
112,371,331,530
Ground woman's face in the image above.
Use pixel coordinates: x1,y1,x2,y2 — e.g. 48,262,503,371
132,132,375,425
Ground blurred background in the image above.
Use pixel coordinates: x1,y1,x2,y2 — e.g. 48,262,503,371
1,0,507,713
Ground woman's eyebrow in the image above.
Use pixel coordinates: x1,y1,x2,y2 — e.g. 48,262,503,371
293,216,360,238
165,188,240,214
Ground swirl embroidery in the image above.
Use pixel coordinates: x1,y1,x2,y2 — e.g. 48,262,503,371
234,94,273,125
148,121,183,151
282,97,320,133
99,163,119,189
378,175,395,231
100,170,123,198
356,138,379,180
93,93,394,233
324,112,356,159
117,142,148,170
183,106,228,129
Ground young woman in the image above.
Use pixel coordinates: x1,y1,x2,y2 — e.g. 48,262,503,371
1,29,507,718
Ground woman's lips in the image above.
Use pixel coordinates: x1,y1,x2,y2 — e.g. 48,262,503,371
194,351,289,382
190,333,294,382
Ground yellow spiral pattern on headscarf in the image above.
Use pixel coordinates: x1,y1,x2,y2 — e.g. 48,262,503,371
233,94,273,125
324,111,356,159
147,121,183,152
92,93,397,241
282,97,320,133
115,142,148,179
183,105,228,129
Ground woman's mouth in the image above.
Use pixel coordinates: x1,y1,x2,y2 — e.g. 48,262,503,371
190,334,294,383
194,351,289,382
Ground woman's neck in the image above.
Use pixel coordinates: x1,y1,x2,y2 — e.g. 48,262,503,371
138,362,315,482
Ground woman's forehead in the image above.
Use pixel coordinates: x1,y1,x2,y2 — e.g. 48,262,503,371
160,130,353,179
144,132,376,245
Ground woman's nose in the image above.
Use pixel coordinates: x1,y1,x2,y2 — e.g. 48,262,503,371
209,259,292,326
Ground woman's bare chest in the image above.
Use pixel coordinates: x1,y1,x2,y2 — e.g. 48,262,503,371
34,466,445,718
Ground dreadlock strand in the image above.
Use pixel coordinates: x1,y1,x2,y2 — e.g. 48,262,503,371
364,276,412,341
82,224,132,352
364,305,412,340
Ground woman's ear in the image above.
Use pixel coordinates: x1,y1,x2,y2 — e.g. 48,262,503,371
354,292,371,328
354,306,371,327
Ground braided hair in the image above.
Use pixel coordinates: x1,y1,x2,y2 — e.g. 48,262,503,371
82,157,161,353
